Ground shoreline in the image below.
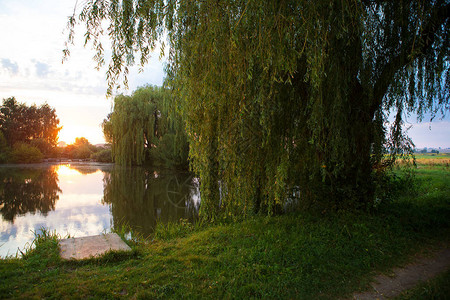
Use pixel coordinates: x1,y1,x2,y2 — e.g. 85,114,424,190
0,161,114,168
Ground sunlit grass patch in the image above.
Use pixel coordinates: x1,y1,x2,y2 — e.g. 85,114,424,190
415,153,449,166
393,153,450,170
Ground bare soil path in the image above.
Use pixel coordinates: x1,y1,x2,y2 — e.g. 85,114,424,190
353,246,450,299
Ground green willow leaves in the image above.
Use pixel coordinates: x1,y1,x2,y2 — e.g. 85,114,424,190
67,0,449,218
103,86,188,168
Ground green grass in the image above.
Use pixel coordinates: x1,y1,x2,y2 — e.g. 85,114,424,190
0,164,449,299
414,153,450,159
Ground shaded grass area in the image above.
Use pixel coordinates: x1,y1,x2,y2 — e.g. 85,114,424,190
0,166,449,299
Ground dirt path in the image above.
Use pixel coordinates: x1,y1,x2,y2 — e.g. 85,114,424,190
353,247,450,299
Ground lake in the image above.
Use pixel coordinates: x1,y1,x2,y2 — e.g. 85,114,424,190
0,163,200,258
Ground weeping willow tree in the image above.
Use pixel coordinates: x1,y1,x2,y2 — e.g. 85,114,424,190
67,0,449,219
103,85,188,167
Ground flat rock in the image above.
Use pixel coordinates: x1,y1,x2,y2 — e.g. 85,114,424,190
59,233,131,260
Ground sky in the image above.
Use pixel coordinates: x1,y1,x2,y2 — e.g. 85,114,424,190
0,0,164,145
0,0,448,148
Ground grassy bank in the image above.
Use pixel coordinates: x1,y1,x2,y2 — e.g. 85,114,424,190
1,164,449,299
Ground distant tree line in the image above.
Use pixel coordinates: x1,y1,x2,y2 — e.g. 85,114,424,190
0,97,61,163
60,137,112,162
0,97,112,163
416,147,440,154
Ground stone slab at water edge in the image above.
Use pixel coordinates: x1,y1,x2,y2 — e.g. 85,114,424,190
59,233,131,260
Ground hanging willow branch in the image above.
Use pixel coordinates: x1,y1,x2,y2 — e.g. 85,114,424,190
104,85,188,167
68,0,449,218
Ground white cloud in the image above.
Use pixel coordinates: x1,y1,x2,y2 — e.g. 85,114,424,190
34,61,52,77
1,58,19,75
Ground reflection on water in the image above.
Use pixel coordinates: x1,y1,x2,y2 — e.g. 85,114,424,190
102,167,200,237
0,167,61,222
0,164,199,257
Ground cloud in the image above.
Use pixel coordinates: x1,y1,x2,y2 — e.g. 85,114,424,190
34,61,51,77
1,58,19,75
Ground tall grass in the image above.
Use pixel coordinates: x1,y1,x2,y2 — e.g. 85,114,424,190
19,228,62,268
110,222,146,247
153,218,205,241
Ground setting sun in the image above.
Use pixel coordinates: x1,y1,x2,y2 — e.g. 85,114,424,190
58,125,106,145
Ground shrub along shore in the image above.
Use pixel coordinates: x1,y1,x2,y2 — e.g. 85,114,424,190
0,162,449,299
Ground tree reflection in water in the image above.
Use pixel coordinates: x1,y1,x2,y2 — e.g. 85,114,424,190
0,167,61,222
68,164,111,175
102,167,200,237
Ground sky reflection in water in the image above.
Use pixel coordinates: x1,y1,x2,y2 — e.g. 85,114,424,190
0,164,199,258
0,164,110,257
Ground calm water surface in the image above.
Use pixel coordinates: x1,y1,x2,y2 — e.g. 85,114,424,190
0,163,199,257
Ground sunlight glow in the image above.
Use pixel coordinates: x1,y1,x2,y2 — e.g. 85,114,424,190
58,127,77,145
56,165,82,177
58,125,106,145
